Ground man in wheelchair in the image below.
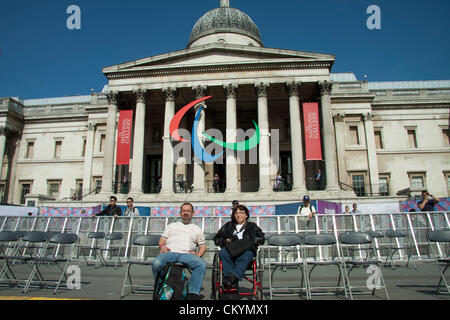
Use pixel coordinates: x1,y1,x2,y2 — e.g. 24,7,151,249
213,204,265,290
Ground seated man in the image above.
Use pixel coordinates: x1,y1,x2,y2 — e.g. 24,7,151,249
214,204,265,290
93,195,121,217
151,203,206,300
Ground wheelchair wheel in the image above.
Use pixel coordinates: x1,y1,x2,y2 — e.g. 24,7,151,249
211,252,220,300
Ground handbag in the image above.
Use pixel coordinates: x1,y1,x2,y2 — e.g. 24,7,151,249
225,239,255,259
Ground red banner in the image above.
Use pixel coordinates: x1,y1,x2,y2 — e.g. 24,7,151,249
116,110,133,165
303,102,323,160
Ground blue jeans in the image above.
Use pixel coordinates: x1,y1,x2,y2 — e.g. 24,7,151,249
151,252,206,295
219,248,255,281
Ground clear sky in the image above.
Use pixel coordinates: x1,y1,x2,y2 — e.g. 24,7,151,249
1,0,449,99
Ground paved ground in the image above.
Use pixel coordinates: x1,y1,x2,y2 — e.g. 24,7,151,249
0,259,448,301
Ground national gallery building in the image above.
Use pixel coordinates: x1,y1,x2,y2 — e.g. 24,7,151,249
1,1,449,206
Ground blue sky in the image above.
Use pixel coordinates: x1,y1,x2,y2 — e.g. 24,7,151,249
1,0,449,99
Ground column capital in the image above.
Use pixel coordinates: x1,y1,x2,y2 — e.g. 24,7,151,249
161,87,177,102
0,126,7,136
105,91,120,105
87,121,96,131
224,83,238,98
192,85,208,99
333,113,345,122
133,89,148,104
363,112,374,121
319,81,333,96
255,82,269,97
286,81,302,97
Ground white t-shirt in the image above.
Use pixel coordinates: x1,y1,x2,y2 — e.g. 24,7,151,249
233,224,245,240
297,204,316,216
161,221,206,254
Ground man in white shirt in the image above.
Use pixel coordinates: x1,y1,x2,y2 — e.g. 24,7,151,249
152,203,206,300
123,197,140,217
297,195,316,230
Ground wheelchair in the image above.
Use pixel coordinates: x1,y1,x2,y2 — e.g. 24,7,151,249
211,250,264,300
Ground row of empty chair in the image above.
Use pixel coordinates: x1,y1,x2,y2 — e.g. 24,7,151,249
0,228,449,299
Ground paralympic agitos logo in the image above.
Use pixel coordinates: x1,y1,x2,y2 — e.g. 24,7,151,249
169,96,261,162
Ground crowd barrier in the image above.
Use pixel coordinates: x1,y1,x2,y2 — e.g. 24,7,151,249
0,212,448,264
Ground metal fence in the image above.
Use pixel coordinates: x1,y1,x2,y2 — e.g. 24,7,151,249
0,211,448,264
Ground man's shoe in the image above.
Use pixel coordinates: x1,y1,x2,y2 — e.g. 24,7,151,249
187,293,202,300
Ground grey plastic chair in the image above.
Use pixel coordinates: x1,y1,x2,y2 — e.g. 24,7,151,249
266,234,306,299
427,230,450,294
340,232,389,300
0,231,22,284
385,229,415,269
100,232,124,268
23,232,79,294
121,234,160,298
77,232,105,267
303,233,348,300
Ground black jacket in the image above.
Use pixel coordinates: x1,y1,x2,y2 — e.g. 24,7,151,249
96,205,122,217
214,221,265,252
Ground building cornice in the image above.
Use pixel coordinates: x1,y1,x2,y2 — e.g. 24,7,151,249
105,61,333,80
372,103,450,110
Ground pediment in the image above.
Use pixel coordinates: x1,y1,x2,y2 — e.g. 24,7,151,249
102,43,335,75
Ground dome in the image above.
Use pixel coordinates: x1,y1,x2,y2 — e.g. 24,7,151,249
188,4,263,48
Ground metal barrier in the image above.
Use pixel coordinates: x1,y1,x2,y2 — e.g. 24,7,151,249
0,212,448,264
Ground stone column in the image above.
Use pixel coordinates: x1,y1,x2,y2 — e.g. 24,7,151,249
333,113,347,185
129,89,147,195
255,83,272,193
286,82,306,193
224,84,239,193
101,91,119,194
82,121,96,193
363,112,380,195
192,85,207,193
319,81,340,191
160,87,177,194
0,127,7,180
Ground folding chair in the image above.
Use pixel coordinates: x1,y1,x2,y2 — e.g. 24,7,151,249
426,230,450,294
340,232,389,300
266,234,306,299
0,231,22,285
303,233,348,299
121,234,160,299
1,231,50,289
77,232,105,268
384,229,416,269
23,233,79,294
100,232,124,268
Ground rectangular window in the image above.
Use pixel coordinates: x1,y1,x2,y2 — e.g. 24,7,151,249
374,130,383,149
54,141,62,158
20,182,32,205
407,130,417,148
93,178,102,194
26,141,34,159
443,129,450,147
410,175,424,191
100,134,106,152
349,126,360,145
352,174,365,196
379,176,389,196
47,180,61,197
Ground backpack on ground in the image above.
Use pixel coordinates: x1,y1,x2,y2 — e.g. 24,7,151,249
153,263,189,300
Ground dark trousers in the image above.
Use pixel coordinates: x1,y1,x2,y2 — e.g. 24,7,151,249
219,248,254,281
